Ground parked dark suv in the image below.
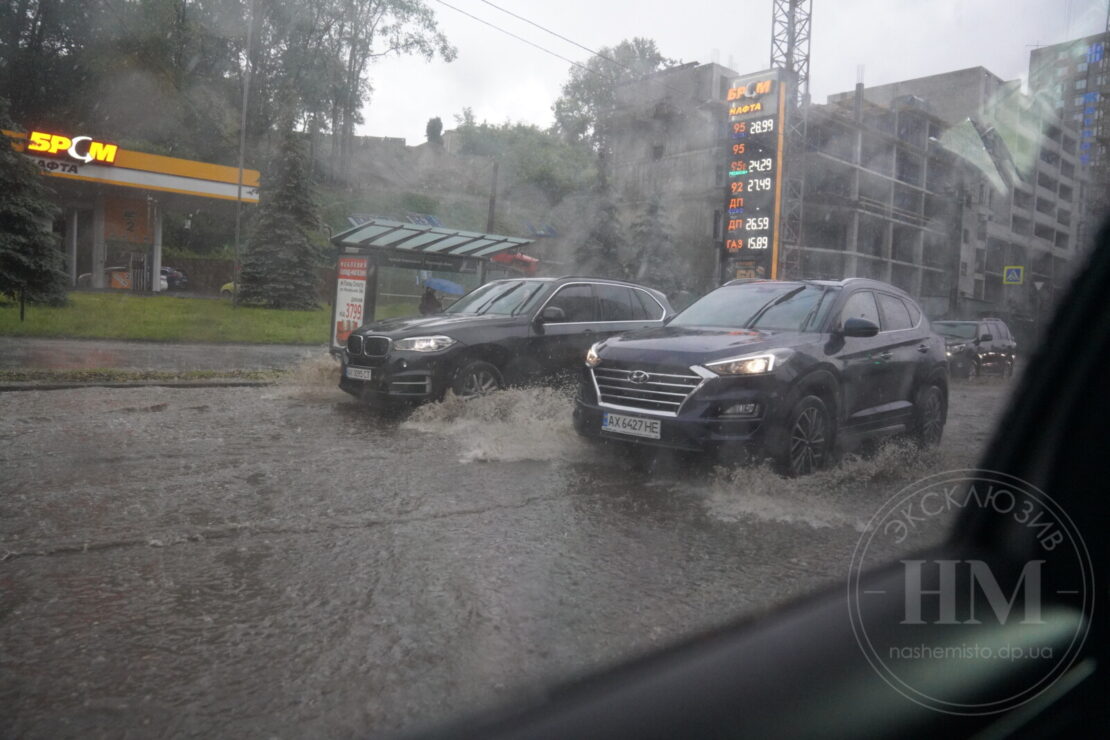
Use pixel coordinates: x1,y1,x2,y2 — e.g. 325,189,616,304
932,318,1017,378
573,278,948,475
340,277,673,404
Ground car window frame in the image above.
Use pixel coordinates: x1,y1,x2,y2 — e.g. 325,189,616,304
594,283,638,322
836,289,881,330
535,282,667,325
631,287,667,321
874,291,915,332
534,281,599,324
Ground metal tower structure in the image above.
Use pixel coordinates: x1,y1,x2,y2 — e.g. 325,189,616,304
770,0,812,279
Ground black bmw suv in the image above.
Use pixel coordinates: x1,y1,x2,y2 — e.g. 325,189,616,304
340,277,673,404
574,278,948,475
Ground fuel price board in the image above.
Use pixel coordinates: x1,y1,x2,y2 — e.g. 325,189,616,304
721,69,786,280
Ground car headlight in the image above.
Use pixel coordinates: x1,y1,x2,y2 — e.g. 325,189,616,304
585,342,602,367
706,349,792,376
392,335,457,352
947,343,967,353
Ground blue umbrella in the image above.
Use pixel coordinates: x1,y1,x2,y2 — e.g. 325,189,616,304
423,277,466,295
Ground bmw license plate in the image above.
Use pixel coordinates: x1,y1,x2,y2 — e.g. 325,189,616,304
602,412,661,440
345,366,374,381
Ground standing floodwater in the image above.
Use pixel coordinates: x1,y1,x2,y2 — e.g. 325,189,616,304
0,374,1012,737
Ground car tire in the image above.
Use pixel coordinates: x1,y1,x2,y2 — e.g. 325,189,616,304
452,360,503,399
911,381,946,447
772,395,832,477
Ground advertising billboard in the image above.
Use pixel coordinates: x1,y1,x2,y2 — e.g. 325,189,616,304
721,69,787,280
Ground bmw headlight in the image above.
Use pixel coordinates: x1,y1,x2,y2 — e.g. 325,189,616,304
392,335,457,352
585,342,602,367
706,349,793,376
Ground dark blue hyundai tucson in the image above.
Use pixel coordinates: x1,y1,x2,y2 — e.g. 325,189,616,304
574,278,949,475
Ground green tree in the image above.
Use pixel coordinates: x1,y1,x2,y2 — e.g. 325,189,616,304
576,178,627,279
454,115,595,204
552,38,676,152
239,124,322,309
425,116,444,147
630,195,685,296
0,1,456,177
0,99,67,309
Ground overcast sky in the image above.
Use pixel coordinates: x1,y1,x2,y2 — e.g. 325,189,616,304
359,0,1109,143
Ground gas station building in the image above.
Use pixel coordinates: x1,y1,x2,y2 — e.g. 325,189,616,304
4,128,259,290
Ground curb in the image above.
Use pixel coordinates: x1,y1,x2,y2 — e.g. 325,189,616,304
0,380,278,392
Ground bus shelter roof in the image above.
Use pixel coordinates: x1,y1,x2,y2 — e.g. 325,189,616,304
331,218,533,259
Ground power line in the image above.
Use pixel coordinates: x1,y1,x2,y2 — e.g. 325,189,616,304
477,0,632,75
435,0,692,101
431,0,591,74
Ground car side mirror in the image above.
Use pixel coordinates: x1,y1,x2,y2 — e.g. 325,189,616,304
538,306,566,324
979,334,993,342
840,317,879,338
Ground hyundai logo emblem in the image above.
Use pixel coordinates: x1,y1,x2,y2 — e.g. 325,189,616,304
629,370,651,384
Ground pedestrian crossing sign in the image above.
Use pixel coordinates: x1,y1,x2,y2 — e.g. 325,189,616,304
1003,266,1024,285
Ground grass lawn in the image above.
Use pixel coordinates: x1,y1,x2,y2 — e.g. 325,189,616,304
0,292,332,344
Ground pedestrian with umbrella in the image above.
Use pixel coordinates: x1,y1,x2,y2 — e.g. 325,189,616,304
419,286,442,315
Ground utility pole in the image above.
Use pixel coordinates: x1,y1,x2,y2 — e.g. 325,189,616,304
770,0,812,280
232,2,256,307
485,159,499,233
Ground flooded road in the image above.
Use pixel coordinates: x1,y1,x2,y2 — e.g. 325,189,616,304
0,366,1013,738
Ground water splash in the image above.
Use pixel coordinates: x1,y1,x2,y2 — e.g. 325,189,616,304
402,386,595,463
703,440,947,530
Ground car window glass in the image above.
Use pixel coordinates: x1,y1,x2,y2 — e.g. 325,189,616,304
903,299,921,326
633,289,665,320
876,293,912,331
595,284,635,321
839,291,879,327
546,284,595,322
934,321,977,339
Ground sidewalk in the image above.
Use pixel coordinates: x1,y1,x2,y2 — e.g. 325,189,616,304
0,337,328,372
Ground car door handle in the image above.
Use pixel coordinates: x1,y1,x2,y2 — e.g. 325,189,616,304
878,351,893,361
917,343,929,353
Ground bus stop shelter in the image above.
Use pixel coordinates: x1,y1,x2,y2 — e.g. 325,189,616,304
329,218,533,351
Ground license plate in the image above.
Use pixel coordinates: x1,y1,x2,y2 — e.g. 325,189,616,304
602,412,661,439
345,366,374,381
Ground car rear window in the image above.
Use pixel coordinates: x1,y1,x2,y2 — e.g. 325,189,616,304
632,289,664,320
876,293,912,331
595,284,635,321
903,299,921,326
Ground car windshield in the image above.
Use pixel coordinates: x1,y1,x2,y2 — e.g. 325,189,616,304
933,322,979,339
444,280,545,315
670,283,837,331
2,0,1097,736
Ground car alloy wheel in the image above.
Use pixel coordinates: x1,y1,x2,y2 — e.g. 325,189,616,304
914,384,945,446
453,360,503,399
787,399,829,476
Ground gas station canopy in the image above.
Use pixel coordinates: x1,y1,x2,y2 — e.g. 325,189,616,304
332,218,533,259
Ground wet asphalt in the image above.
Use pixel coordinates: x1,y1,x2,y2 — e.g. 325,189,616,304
0,369,1014,738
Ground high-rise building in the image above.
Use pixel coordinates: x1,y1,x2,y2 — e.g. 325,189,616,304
1029,33,1109,187
830,66,1087,323
605,62,1084,333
